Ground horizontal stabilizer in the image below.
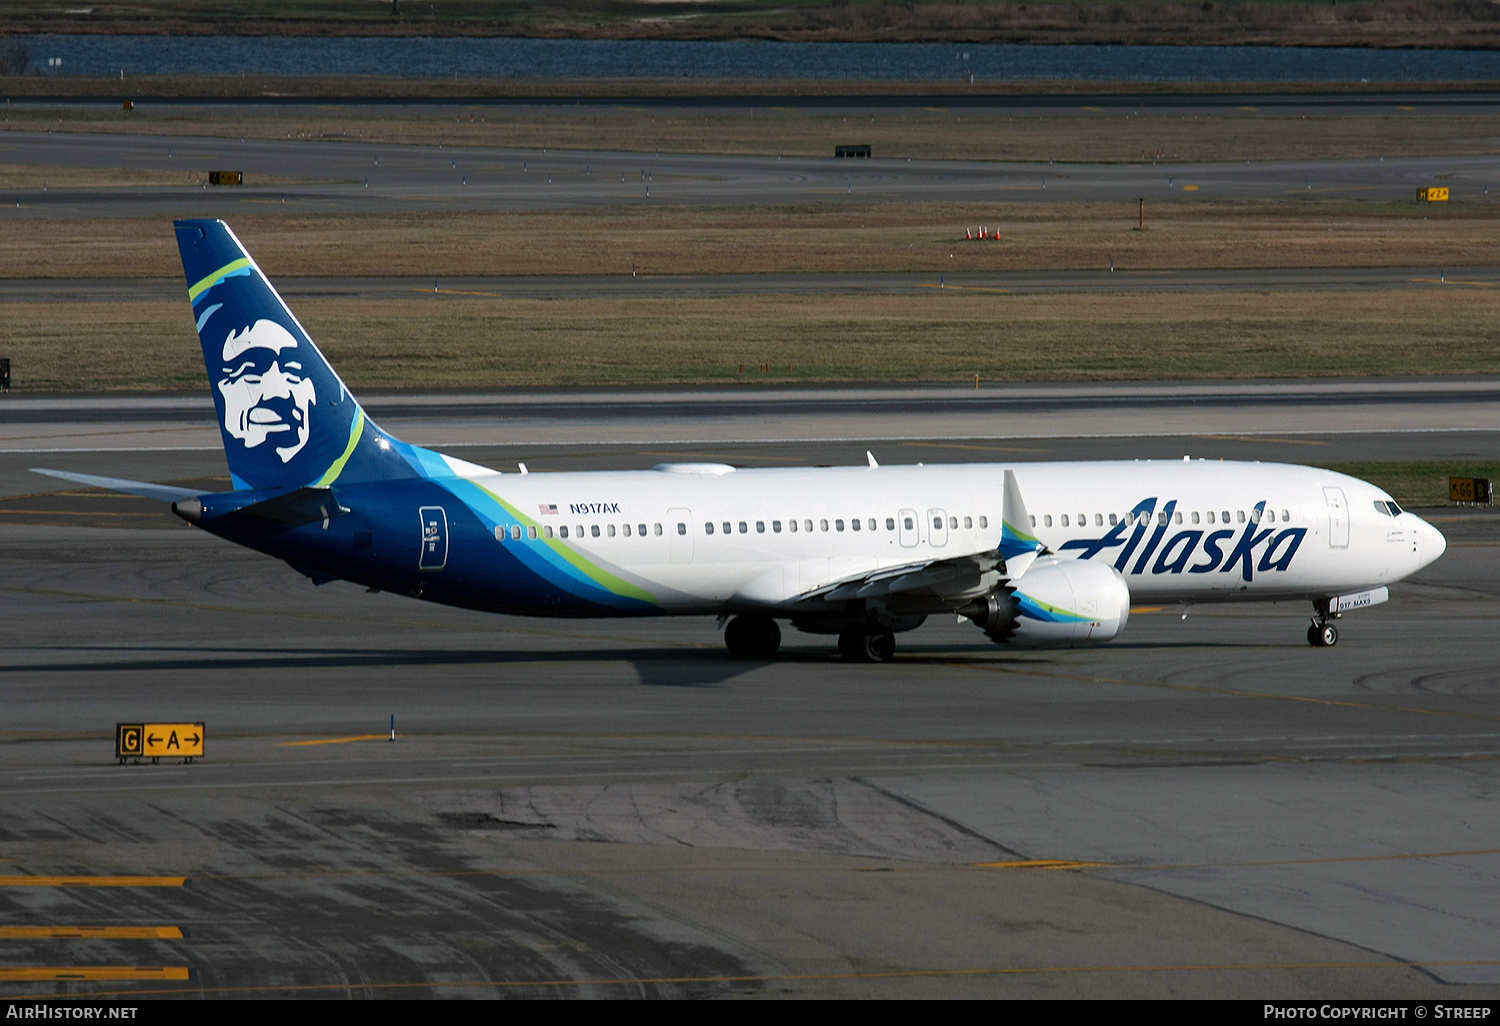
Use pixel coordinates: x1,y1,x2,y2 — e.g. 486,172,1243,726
235,486,349,526
30,468,203,503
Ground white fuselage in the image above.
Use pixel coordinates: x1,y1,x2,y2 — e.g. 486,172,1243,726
465,459,1445,613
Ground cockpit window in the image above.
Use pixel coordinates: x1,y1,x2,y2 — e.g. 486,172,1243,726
1374,500,1402,517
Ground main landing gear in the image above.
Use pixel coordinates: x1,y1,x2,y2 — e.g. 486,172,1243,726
724,614,781,659
837,623,896,663
722,615,898,662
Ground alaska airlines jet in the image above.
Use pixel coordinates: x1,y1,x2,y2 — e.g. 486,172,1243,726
34,220,1447,661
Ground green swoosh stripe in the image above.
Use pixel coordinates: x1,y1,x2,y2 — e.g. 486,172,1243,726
187,257,253,303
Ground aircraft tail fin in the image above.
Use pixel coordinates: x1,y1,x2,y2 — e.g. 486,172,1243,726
174,219,422,492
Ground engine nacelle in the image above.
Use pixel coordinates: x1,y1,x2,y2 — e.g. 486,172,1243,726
965,558,1131,648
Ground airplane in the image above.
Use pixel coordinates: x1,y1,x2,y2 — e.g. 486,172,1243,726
33,219,1447,661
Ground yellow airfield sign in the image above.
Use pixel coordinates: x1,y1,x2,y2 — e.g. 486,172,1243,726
116,723,205,763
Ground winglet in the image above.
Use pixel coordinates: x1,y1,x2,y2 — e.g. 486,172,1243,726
999,469,1047,579
866,451,879,469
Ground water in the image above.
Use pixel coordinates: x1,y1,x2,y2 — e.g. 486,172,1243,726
8,34,1495,83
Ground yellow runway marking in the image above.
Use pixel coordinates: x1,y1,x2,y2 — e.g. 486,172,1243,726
974,860,1108,870
1181,185,1198,191
416,287,502,298
1197,434,1327,446
1398,105,1416,110
0,876,186,888
0,927,183,939
0,967,188,982
277,734,388,747
12,960,1495,999
901,441,1049,454
1128,606,1166,613
917,283,1011,293
1239,105,1259,111
1079,106,1103,111
1412,278,1498,288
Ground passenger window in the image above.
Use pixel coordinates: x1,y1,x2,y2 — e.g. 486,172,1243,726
654,523,663,536
821,519,829,532
739,521,748,534
1060,515,1069,527
756,521,765,533
1251,509,1261,523
1236,510,1245,523
1174,512,1182,524
704,522,714,535
607,524,616,537
789,520,798,533
1206,511,1215,524
868,518,876,531
591,525,600,537
577,524,584,537
1221,510,1230,523
1028,515,1036,527
805,520,814,532
1282,509,1292,520
1094,514,1102,526
979,516,988,528
851,518,861,532
638,523,647,536
528,526,538,540
964,516,972,529
623,523,632,537
559,526,569,539
723,521,731,534
770,520,779,533
677,523,686,535
506,524,518,541
1157,512,1167,526
1043,515,1052,527
887,517,896,530
836,519,845,532
1108,513,1117,526
544,526,554,539
1076,514,1085,526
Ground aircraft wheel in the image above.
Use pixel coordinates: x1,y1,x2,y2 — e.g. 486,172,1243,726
1307,622,1339,648
838,624,896,663
725,615,781,659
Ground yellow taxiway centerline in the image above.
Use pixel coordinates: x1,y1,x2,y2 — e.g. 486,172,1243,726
0,927,183,939
0,876,186,888
0,967,189,982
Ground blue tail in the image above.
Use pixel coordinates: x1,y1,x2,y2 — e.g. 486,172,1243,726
175,219,423,492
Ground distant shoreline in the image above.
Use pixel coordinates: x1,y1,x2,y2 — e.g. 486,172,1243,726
3,0,1500,51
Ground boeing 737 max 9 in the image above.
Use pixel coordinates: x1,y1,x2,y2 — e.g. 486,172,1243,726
33,220,1447,661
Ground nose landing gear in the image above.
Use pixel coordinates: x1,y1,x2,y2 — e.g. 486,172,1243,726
1307,620,1339,647
1308,598,1339,647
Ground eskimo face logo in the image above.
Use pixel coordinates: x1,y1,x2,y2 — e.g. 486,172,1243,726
217,319,317,463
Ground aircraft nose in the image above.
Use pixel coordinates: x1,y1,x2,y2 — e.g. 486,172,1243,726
1418,517,1447,567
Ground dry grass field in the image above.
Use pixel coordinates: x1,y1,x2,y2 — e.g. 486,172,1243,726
5,288,1497,392
3,202,1497,279
6,100,1500,162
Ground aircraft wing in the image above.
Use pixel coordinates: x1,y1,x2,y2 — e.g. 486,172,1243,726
798,549,1003,604
29,468,203,503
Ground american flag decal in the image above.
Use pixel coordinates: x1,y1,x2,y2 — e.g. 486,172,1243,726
539,503,558,515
